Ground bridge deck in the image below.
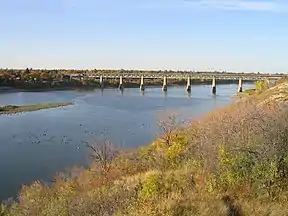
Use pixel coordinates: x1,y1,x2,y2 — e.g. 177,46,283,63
69,74,280,81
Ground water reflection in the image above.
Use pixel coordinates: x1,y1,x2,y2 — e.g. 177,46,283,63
163,91,168,100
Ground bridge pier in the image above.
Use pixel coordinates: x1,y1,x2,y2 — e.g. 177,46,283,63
238,78,243,93
212,77,216,94
100,75,104,89
186,76,191,93
119,76,124,90
140,76,145,91
162,77,167,92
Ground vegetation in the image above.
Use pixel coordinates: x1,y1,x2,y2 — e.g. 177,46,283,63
242,79,279,96
1,81,288,216
255,80,270,92
242,88,257,95
0,102,73,115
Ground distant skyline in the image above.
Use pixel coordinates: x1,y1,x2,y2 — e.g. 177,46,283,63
1,0,288,73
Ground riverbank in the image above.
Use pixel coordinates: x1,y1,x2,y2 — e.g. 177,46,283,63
2,81,288,215
0,102,73,115
0,79,255,93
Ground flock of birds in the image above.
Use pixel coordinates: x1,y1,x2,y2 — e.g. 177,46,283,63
10,122,149,148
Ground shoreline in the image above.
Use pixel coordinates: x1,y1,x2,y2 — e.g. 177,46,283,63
0,81,255,93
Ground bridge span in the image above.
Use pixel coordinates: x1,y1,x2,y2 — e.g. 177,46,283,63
70,74,277,81
68,73,280,94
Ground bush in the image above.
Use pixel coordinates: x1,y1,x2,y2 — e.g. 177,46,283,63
255,80,269,92
139,171,162,200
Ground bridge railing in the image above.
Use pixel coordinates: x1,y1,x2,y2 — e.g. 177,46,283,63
80,75,267,81
69,73,281,81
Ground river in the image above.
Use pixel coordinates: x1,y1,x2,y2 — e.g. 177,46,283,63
0,83,254,201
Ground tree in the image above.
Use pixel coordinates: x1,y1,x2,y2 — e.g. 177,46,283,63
40,72,52,81
157,113,179,147
255,80,269,92
87,141,119,175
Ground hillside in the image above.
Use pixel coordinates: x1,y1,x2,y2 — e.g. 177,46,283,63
1,81,288,216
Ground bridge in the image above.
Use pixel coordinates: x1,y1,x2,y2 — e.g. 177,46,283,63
69,73,281,81
68,73,282,94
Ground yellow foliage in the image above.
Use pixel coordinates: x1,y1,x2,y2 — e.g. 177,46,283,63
139,171,162,200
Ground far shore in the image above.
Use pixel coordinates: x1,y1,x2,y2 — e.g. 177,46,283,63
0,80,255,93
0,102,74,115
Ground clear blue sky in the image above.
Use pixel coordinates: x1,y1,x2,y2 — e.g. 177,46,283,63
1,0,288,73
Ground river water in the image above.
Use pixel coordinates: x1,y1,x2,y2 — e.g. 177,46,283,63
0,84,254,201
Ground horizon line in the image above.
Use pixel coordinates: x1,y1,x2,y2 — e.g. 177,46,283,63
0,67,284,74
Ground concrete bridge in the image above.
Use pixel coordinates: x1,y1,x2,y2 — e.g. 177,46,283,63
70,74,279,81
69,73,281,94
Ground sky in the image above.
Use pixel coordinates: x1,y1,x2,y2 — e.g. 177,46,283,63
1,0,288,73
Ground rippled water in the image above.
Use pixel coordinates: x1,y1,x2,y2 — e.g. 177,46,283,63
0,84,254,200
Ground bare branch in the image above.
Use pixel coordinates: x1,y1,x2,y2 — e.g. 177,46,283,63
87,140,119,175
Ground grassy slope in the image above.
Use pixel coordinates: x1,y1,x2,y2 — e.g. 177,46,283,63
2,81,288,216
0,102,73,115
